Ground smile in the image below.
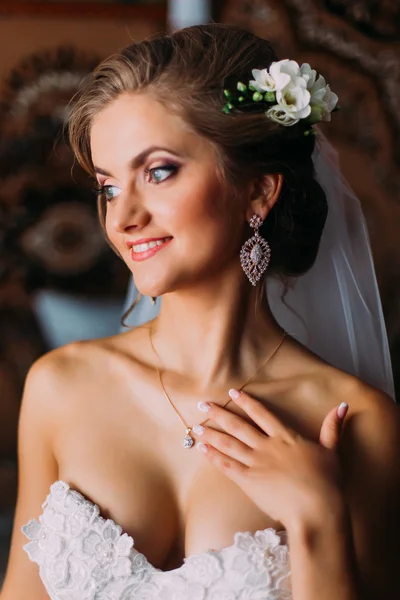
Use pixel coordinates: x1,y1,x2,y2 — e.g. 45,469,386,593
130,237,172,262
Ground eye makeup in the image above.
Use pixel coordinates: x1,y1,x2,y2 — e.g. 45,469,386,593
93,160,180,201
143,163,179,184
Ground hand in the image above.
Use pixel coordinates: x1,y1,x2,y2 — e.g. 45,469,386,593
194,391,349,530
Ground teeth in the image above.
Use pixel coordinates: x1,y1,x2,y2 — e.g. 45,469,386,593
132,238,169,253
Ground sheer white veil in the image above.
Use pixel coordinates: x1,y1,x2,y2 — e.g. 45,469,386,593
268,133,394,399
122,133,395,400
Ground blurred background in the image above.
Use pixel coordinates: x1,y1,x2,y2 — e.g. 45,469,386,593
0,0,399,586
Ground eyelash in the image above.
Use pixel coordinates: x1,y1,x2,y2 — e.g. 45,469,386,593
144,163,179,184
93,185,118,201
93,163,179,200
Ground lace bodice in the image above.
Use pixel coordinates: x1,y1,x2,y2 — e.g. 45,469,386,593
22,480,292,599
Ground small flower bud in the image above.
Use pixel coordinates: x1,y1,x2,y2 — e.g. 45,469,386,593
308,105,324,124
252,92,263,102
264,92,275,103
223,89,231,99
238,96,245,102
237,82,246,92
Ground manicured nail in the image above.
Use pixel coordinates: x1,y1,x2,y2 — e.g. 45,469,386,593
196,442,209,454
228,388,241,400
192,424,205,436
337,402,349,419
197,402,211,412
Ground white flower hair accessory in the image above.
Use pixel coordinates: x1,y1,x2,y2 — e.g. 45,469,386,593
223,59,339,133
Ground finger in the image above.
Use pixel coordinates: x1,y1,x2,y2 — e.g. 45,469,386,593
227,389,291,440
192,425,254,466
319,403,348,450
197,401,264,448
196,441,248,483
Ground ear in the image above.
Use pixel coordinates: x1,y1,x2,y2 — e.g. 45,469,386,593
245,173,283,223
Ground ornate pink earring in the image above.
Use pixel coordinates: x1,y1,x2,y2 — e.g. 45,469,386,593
240,215,271,286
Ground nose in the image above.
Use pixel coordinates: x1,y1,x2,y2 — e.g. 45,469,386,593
107,189,150,234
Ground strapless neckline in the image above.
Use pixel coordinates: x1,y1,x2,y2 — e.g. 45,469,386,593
45,480,287,572
22,480,292,599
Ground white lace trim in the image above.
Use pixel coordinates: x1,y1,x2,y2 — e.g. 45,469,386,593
22,480,292,599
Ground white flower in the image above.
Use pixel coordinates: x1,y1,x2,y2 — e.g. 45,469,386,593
235,530,281,570
251,60,338,127
301,66,339,123
300,63,317,89
22,519,63,564
275,82,311,121
269,59,303,91
183,552,223,586
265,105,299,126
261,60,311,125
81,521,133,582
250,68,278,92
311,83,338,122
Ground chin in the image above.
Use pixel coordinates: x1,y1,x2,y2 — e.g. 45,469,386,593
130,259,210,298
132,274,173,299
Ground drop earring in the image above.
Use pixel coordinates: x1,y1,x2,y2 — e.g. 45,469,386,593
240,215,271,286
149,297,157,306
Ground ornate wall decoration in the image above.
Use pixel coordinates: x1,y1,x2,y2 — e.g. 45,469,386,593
324,0,400,42
0,46,130,487
0,46,128,294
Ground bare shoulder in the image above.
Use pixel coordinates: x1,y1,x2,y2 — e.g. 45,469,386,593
272,337,398,443
29,334,117,381
290,348,400,491
26,325,146,391
1,329,150,600
0,342,99,600
315,361,400,440
337,373,400,481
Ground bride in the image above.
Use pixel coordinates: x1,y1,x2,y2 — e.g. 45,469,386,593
2,24,399,600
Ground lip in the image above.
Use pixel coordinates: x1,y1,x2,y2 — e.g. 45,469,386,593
129,236,173,262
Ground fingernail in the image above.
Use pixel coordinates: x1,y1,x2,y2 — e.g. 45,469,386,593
192,424,205,436
337,402,349,419
228,388,241,400
197,402,211,413
196,442,209,454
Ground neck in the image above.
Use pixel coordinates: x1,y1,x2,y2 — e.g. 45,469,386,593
149,271,283,390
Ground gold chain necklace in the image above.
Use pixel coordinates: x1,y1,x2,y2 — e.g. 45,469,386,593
149,325,286,449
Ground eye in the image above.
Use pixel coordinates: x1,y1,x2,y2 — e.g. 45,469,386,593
145,164,178,184
94,185,121,201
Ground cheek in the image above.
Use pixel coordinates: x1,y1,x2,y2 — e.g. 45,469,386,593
173,173,231,227
173,177,244,258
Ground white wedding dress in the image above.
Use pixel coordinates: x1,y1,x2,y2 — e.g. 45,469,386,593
22,480,292,599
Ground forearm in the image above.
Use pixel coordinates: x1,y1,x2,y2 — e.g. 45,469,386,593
287,500,360,600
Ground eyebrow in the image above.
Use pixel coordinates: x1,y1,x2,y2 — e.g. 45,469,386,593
94,145,183,177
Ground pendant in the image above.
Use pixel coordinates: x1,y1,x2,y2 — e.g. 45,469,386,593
182,428,195,449
240,231,271,286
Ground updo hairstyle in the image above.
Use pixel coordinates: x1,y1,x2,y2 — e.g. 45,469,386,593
68,24,328,277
